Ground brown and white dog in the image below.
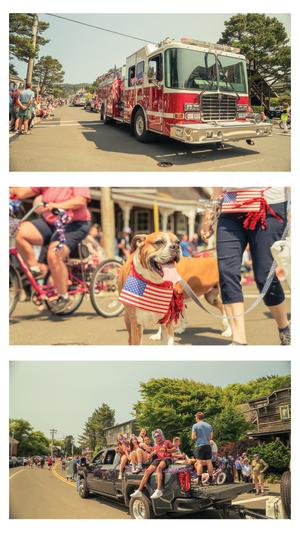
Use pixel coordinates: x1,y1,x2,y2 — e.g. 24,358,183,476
118,232,182,345
118,232,231,345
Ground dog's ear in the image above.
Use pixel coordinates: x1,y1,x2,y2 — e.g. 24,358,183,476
131,233,147,252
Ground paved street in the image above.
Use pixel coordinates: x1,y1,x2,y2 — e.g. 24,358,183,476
10,464,278,519
10,284,290,345
9,105,290,172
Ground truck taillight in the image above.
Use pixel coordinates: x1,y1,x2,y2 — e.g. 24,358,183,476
178,470,191,492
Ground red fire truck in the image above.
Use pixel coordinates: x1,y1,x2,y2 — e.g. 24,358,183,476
98,37,272,145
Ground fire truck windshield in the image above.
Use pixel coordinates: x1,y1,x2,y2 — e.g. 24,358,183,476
217,54,247,93
165,48,247,93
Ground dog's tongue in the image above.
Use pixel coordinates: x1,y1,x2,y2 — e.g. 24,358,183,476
161,263,182,284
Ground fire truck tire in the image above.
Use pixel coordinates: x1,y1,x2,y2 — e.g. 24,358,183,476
100,105,113,124
133,109,152,142
280,471,291,518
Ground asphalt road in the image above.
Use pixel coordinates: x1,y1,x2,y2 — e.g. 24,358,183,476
10,464,278,519
9,284,290,345
9,105,291,171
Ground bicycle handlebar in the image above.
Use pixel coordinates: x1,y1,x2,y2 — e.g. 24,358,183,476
10,200,68,221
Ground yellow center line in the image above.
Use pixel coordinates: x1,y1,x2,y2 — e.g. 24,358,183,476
52,463,76,488
9,467,27,480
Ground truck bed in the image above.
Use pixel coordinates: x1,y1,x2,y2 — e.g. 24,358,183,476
192,483,254,502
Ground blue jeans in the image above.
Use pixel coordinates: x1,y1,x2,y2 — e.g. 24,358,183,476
217,202,287,306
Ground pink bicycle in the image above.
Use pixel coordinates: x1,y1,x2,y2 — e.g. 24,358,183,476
9,200,124,318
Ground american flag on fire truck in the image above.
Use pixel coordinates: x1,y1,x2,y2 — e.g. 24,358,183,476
221,188,269,213
112,65,121,100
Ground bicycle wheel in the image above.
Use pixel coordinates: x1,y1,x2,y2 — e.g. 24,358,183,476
44,272,84,316
90,259,124,317
9,265,21,316
216,472,226,485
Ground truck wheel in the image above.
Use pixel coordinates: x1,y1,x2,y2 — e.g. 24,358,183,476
133,109,152,142
280,471,291,518
129,494,154,519
100,105,112,124
78,478,90,499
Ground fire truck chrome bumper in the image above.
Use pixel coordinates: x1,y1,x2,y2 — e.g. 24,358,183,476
170,122,272,144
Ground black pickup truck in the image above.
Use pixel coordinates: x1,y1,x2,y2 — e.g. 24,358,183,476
77,447,254,519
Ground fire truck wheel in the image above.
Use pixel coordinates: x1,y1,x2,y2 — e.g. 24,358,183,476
100,105,113,124
133,109,152,142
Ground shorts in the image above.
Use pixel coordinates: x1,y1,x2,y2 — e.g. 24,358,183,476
150,457,173,468
18,107,31,120
31,217,91,254
194,445,212,461
252,472,264,484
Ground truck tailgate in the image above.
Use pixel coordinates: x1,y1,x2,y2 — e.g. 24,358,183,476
192,483,254,502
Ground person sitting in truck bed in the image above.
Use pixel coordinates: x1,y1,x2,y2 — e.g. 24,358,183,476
131,435,153,474
172,437,187,463
115,434,131,480
130,428,177,500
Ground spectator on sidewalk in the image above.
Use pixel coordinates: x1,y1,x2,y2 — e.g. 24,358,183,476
17,83,35,135
241,457,252,483
235,456,243,482
180,234,192,257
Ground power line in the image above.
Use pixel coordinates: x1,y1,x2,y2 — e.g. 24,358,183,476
45,14,156,45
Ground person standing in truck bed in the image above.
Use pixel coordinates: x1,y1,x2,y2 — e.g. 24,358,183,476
192,411,214,486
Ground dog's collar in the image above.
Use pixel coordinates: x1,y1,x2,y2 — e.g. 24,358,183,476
131,262,173,289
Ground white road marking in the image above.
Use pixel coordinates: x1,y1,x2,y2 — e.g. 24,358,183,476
34,122,103,128
9,468,27,480
234,495,270,505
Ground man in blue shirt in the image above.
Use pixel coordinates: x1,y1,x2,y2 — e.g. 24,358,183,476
192,411,214,485
17,83,35,135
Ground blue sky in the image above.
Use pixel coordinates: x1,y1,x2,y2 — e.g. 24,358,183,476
11,13,291,84
10,360,290,443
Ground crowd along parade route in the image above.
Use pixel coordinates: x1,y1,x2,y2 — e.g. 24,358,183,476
9,464,277,519
9,285,290,345
9,105,290,172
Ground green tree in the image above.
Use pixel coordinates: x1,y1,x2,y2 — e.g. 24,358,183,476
224,375,291,405
9,14,49,69
218,14,291,90
134,378,223,454
78,403,115,453
247,440,290,473
33,56,65,94
211,406,253,445
9,419,50,456
64,435,75,456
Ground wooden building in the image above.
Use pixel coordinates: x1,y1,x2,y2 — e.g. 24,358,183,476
89,187,210,240
244,388,291,445
103,419,137,447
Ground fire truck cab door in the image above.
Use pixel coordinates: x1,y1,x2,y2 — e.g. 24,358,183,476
147,53,164,133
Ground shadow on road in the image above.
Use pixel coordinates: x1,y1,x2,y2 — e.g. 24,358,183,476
79,120,260,168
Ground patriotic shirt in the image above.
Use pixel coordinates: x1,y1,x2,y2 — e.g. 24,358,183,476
119,268,174,315
221,189,269,213
223,187,287,207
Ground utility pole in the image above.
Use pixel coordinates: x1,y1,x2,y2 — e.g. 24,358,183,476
101,188,116,257
26,13,39,85
49,428,57,458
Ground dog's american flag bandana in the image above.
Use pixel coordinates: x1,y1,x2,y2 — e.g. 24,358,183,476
119,268,173,315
